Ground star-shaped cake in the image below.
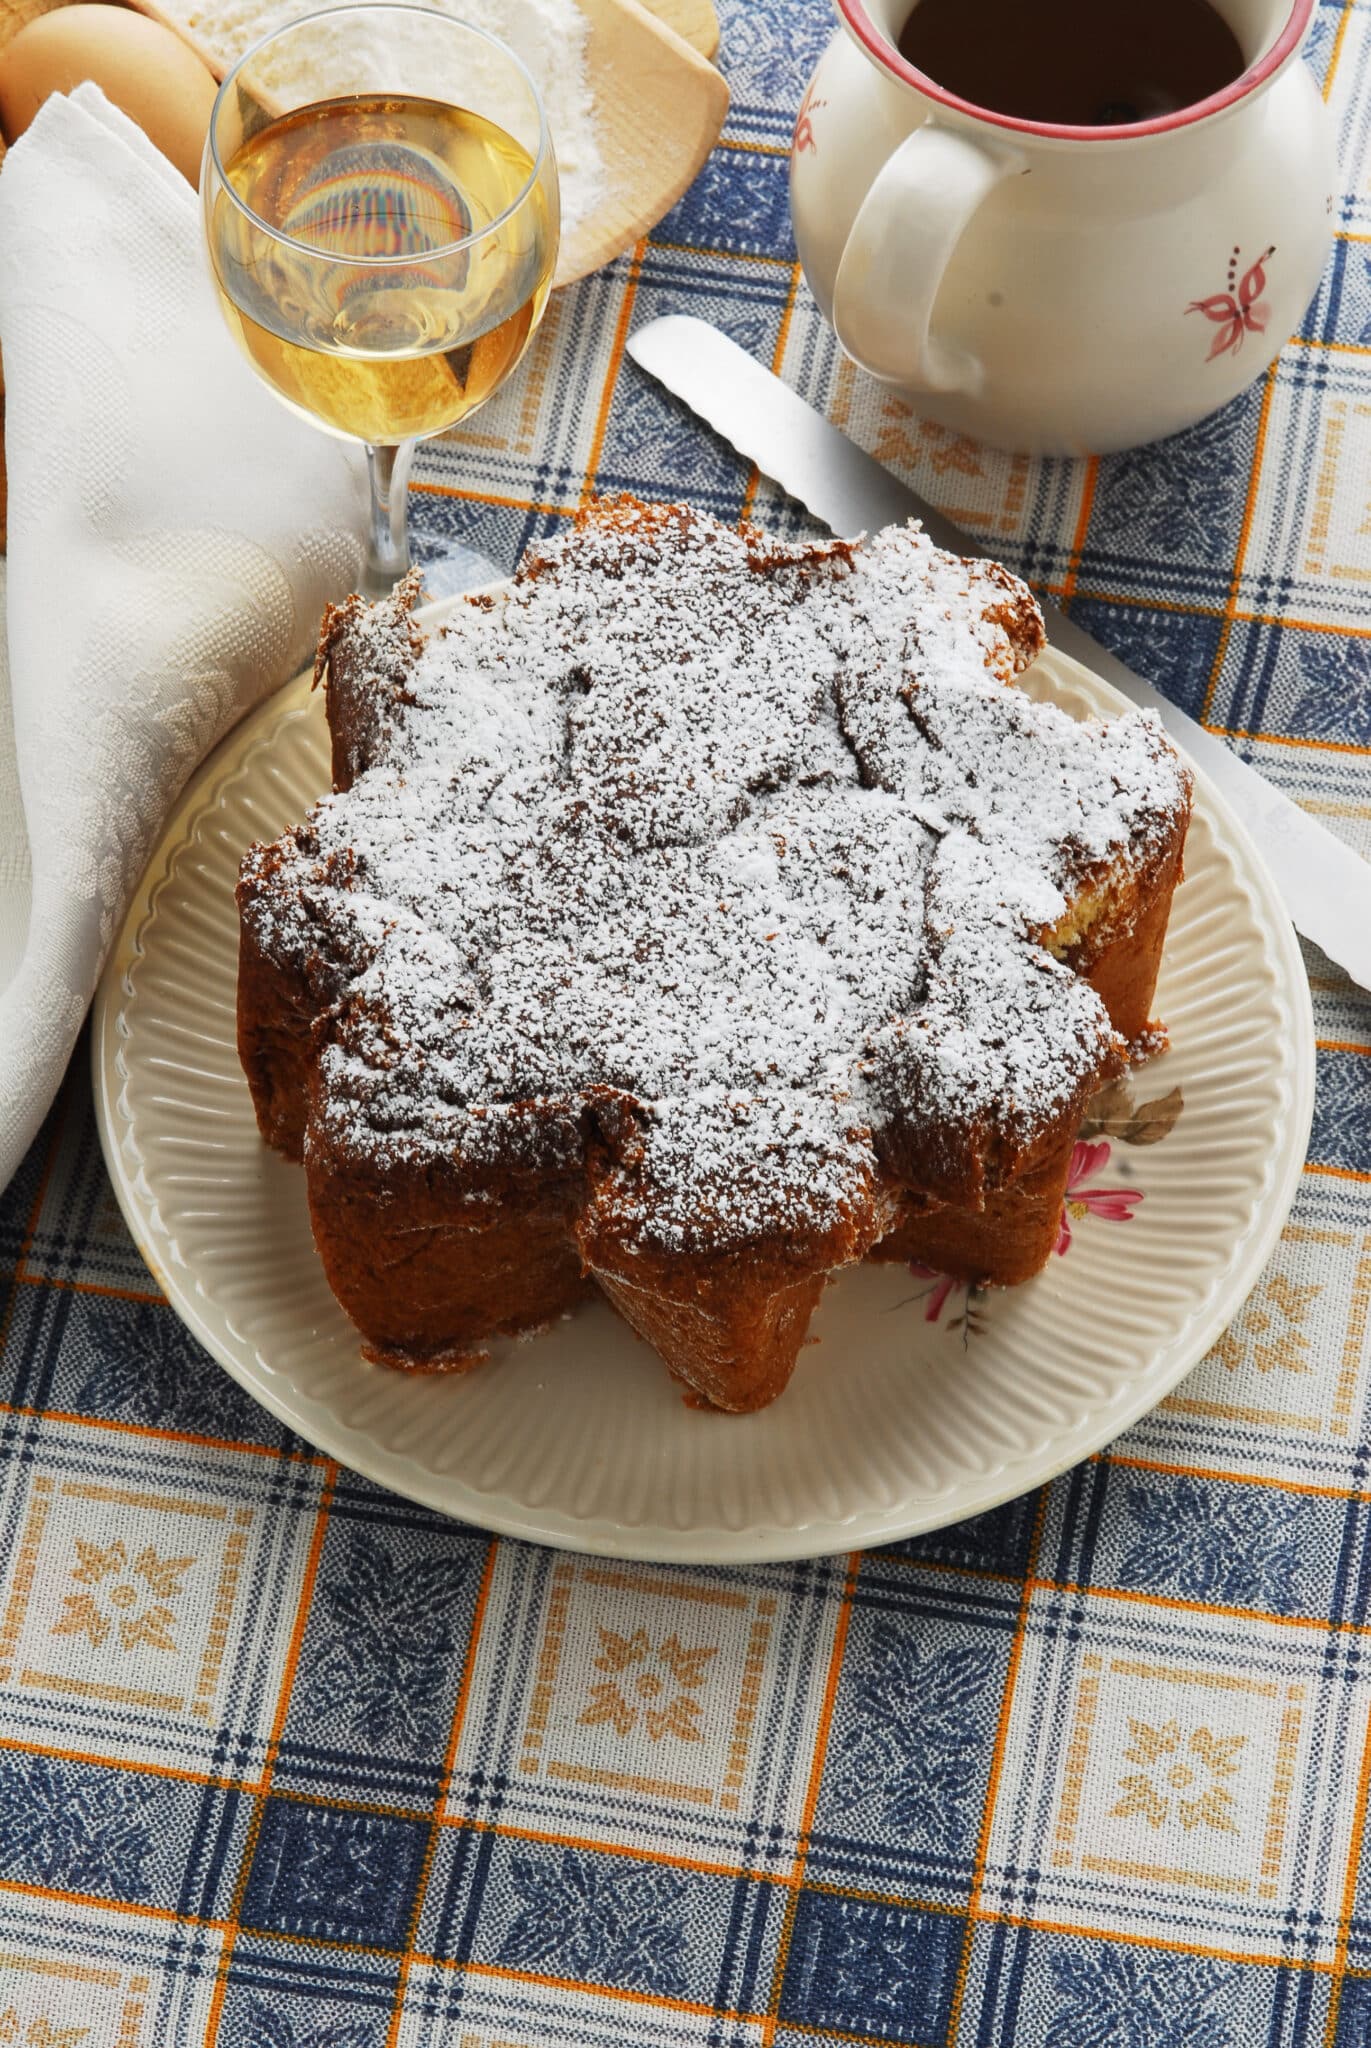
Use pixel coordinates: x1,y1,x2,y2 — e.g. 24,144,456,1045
238,499,1191,1409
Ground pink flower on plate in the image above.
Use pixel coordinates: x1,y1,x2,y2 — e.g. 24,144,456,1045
1055,1138,1143,1256
905,1263,988,1338
908,1262,961,1322
906,1134,1143,1323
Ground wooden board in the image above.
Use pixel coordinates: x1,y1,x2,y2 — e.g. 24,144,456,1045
124,0,720,81
120,0,727,286
558,0,727,282
642,0,718,60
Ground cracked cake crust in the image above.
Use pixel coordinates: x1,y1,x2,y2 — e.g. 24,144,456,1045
236,498,1191,1409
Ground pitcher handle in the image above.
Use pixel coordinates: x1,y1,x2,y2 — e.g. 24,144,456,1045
833,123,1021,394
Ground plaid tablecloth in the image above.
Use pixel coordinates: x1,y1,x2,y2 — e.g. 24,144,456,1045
3,2,1371,2041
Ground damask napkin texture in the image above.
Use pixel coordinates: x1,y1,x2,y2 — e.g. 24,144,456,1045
1,2,1370,2045
0,85,367,1184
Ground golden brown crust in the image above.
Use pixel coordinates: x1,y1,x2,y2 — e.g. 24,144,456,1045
237,499,1190,1409
304,1136,593,1370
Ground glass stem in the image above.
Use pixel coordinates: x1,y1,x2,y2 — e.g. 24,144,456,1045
362,439,416,597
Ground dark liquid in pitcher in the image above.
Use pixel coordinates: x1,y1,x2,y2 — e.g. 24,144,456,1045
895,0,1246,126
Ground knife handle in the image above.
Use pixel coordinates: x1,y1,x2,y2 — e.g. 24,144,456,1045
832,124,1020,395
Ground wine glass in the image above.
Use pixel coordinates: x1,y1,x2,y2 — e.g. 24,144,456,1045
203,3,559,596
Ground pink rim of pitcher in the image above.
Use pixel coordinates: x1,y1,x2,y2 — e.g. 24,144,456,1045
834,0,1315,142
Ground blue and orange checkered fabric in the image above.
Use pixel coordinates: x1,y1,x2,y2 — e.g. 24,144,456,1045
2,0,1371,2040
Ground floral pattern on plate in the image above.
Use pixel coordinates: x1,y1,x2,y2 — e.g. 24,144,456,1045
912,1073,1185,1334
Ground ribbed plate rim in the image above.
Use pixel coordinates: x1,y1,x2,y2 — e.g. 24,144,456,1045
90,595,1316,1561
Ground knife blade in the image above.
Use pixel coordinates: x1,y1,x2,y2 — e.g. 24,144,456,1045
626,313,1371,990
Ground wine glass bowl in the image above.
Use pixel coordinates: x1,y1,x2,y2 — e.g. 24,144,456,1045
203,4,559,592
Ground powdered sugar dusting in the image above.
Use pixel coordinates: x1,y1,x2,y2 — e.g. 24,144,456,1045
241,502,1189,1255
177,0,605,237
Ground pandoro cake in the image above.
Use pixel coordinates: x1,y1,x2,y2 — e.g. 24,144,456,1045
236,497,1191,1410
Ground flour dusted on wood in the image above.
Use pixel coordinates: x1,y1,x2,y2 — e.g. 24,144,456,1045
178,0,605,235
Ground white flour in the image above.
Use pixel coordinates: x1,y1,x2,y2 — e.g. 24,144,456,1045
186,0,604,235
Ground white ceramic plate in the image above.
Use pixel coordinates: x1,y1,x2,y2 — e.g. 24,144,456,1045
91,602,1315,1561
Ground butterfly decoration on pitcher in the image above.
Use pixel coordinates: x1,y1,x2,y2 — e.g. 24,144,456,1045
792,80,827,158
1186,245,1275,361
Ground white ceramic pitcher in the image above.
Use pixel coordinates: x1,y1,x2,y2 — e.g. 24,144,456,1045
789,0,1335,454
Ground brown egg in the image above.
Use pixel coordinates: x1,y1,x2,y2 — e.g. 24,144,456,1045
0,5,218,185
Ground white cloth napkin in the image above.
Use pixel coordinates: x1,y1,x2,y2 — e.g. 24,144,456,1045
0,85,369,1188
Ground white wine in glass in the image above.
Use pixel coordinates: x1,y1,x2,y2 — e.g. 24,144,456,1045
203,6,559,593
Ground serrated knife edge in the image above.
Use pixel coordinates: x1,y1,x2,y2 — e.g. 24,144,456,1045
626,314,1371,992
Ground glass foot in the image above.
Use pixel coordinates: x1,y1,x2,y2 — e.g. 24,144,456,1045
416,538,508,600
361,440,416,598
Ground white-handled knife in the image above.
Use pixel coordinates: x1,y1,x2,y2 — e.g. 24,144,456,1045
626,314,1371,992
